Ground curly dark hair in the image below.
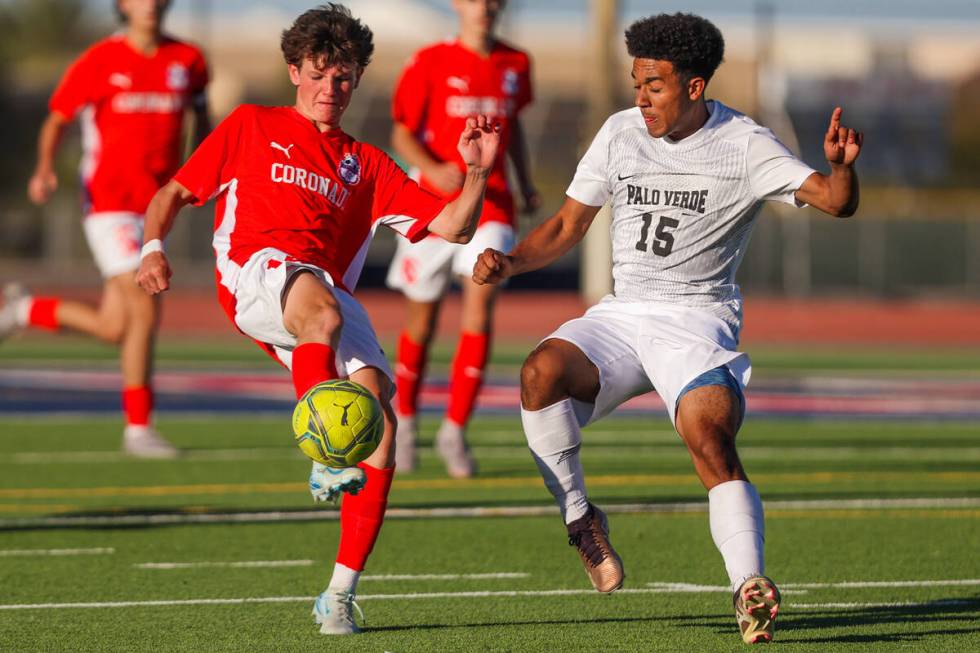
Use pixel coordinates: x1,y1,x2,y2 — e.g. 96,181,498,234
281,3,374,71
625,13,725,83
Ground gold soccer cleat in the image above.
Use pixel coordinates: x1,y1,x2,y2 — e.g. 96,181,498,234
565,503,624,593
734,575,781,644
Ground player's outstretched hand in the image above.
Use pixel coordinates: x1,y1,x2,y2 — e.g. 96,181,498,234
27,169,58,205
824,107,863,167
458,115,501,174
136,252,173,295
472,247,513,286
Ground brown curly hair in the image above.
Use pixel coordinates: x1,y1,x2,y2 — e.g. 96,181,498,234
281,3,374,71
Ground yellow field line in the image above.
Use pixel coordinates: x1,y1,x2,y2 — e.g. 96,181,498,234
0,503,79,513
0,471,977,500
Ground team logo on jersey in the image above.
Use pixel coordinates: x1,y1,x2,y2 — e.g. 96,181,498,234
338,153,361,185
108,72,132,89
447,76,470,93
502,69,519,96
166,63,189,91
270,142,295,159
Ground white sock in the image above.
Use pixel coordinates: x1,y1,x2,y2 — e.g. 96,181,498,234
521,399,590,524
708,480,765,591
14,296,32,327
327,562,361,594
438,419,464,439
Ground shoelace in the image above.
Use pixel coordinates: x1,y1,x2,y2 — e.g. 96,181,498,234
336,592,365,626
567,524,607,567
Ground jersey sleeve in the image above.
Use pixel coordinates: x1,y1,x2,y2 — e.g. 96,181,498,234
172,106,247,205
391,53,428,133
745,129,817,207
565,116,613,207
49,50,98,120
514,54,533,114
371,151,445,242
189,48,210,95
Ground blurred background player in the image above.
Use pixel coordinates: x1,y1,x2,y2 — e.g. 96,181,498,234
474,12,862,645
135,4,500,635
1,0,209,458
385,0,538,477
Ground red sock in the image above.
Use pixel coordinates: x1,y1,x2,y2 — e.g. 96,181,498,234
291,343,339,399
122,385,153,426
446,331,490,426
394,331,428,417
336,463,394,571
27,297,60,331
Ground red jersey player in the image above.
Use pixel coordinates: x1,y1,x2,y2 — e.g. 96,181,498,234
385,0,538,478
1,0,209,458
136,5,499,636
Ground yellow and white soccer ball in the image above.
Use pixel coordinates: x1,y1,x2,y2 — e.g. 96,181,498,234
292,379,383,468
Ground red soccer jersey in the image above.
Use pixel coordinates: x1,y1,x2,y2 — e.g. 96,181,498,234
49,35,208,215
392,39,532,226
174,105,445,303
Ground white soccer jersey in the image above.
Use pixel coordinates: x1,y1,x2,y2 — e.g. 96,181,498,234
566,100,815,330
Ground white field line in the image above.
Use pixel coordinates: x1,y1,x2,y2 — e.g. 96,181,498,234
3,497,980,529
785,579,980,589
792,600,976,610
2,588,977,612
0,547,114,557
135,560,314,570
648,580,980,592
11,445,980,465
131,562,528,581
360,573,530,581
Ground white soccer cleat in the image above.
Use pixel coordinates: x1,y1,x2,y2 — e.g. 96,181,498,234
435,419,477,479
312,589,364,635
0,283,29,342
308,462,366,503
122,425,180,459
393,413,418,473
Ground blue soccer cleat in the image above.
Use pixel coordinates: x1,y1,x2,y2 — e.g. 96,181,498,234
312,588,364,635
308,462,366,503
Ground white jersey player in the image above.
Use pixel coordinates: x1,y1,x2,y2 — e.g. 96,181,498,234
473,12,863,646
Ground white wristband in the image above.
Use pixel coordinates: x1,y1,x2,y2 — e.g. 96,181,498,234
140,239,164,260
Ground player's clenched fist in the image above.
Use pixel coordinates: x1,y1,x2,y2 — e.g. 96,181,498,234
472,247,512,285
136,252,172,295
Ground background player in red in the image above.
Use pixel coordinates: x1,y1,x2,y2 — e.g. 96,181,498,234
385,0,538,477
135,4,500,635
1,0,209,458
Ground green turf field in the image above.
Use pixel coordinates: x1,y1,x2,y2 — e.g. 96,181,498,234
4,332,980,375
1,413,978,651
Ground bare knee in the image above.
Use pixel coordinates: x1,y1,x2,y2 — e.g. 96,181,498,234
288,299,343,343
97,323,126,345
404,300,439,346
520,346,569,410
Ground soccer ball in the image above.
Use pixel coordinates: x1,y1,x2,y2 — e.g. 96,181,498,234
292,379,384,467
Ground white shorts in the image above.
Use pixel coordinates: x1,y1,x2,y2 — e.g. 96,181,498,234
386,222,515,302
231,248,392,382
546,296,752,428
82,212,143,278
